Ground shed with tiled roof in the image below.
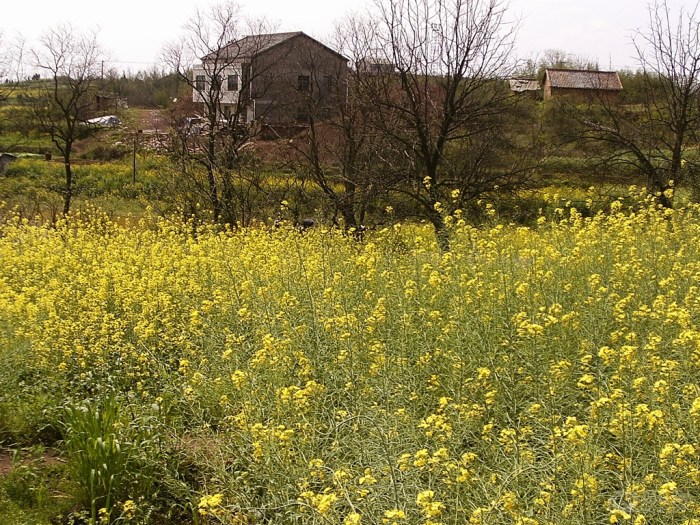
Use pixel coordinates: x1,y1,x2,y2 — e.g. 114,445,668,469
543,69,623,101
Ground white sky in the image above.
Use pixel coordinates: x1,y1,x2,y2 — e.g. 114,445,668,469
0,0,693,74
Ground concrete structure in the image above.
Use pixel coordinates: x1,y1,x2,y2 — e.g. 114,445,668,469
96,91,127,112
357,58,395,75
543,69,623,101
192,32,348,124
0,153,17,174
508,78,541,97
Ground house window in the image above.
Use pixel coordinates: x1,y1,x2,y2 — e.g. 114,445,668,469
324,75,334,94
296,105,310,123
227,74,239,91
297,75,310,93
195,75,205,91
212,75,222,91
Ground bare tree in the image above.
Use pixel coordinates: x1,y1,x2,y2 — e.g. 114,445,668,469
162,1,279,224
570,0,700,207
0,33,26,154
513,49,600,83
541,49,598,71
24,25,103,216
357,0,536,248
281,17,387,231
0,33,24,104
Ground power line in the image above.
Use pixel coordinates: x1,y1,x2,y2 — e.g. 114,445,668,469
106,60,161,66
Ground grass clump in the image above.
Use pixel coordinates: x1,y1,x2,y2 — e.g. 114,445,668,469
61,396,161,524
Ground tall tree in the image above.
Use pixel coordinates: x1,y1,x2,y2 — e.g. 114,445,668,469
0,33,25,152
570,0,700,206
163,1,277,224
515,49,599,83
25,25,103,216
285,17,384,231
358,0,536,248
0,33,24,104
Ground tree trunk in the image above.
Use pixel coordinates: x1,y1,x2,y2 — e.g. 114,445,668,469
648,173,673,208
339,181,359,232
205,129,222,221
657,186,673,208
220,170,236,225
207,164,221,222
63,161,73,216
429,212,451,252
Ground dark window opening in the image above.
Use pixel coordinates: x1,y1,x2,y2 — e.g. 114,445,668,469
296,105,310,123
195,75,205,91
241,64,251,98
227,74,239,91
324,75,334,94
297,75,310,93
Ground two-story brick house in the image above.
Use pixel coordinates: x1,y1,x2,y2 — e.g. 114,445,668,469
192,31,348,125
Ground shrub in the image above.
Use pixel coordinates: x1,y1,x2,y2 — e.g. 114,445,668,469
62,396,161,524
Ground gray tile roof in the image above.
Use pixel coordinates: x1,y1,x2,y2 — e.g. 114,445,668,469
509,78,540,92
203,32,303,61
546,69,623,91
202,32,347,63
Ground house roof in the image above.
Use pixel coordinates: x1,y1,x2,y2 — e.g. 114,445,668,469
356,57,395,74
545,69,623,91
203,31,347,62
509,78,540,92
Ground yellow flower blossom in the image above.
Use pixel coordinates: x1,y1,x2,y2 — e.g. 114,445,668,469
383,509,406,524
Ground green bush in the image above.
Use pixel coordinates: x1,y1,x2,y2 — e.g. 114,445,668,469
62,396,162,524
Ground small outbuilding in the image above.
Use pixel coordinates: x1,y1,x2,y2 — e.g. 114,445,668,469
543,69,623,101
357,58,395,75
508,78,541,97
0,153,17,174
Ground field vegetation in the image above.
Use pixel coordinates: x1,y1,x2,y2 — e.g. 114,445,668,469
2,193,700,524
2,0,700,523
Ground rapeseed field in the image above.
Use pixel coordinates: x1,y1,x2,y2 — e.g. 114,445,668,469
2,190,700,524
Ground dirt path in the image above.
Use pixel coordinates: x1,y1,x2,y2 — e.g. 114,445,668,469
130,109,170,133
0,449,62,476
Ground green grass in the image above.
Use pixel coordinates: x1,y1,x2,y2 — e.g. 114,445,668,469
0,449,74,525
0,132,56,155
0,157,173,221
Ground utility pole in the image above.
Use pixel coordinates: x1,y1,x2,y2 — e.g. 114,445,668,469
133,129,143,183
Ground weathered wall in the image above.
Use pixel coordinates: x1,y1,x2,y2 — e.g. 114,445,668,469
250,35,348,124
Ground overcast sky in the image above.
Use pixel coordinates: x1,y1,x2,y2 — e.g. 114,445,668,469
0,0,693,74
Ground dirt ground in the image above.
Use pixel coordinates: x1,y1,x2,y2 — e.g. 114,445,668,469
0,449,61,477
127,109,171,133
